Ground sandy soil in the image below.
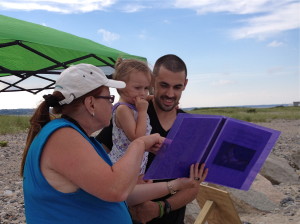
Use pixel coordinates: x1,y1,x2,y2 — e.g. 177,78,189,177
237,119,300,224
0,119,299,224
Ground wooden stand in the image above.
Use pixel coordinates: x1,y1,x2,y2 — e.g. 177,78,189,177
194,184,242,224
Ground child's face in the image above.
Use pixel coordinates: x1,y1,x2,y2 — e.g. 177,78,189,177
121,70,151,104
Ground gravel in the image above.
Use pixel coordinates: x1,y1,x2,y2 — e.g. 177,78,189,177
0,119,299,224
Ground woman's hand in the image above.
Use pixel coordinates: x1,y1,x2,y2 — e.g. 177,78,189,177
137,134,165,154
171,163,208,191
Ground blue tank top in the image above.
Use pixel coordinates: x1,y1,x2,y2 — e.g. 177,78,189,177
23,118,132,224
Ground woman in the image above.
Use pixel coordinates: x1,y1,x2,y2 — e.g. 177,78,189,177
21,64,207,223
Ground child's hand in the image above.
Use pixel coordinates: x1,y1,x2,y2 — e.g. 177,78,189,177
137,175,153,184
135,96,149,113
171,163,208,190
146,95,154,102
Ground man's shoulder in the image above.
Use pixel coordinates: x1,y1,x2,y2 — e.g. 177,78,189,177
177,108,186,114
147,100,156,116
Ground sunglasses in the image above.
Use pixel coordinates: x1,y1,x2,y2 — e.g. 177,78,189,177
94,95,115,103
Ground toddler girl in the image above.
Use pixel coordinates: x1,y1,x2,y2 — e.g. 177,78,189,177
109,58,152,174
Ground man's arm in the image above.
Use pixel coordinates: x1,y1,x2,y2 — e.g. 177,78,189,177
131,186,199,223
130,201,160,223
165,186,199,211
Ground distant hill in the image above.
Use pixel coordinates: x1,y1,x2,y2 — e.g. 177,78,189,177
0,109,35,115
0,104,292,115
183,104,291,111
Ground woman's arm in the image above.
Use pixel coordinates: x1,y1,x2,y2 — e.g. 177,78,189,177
40,128,163,202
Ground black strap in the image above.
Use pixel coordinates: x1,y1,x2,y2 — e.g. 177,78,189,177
61,114,89,137
163,199,172,215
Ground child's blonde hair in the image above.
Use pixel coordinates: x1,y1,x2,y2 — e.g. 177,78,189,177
113,58,152,82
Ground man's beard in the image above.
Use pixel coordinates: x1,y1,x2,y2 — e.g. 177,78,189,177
154,95,178,112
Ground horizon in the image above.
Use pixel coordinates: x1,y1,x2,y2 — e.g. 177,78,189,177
0,0,299,109
0,102,294,111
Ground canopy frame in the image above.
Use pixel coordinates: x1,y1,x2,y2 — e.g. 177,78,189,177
0,40,116,94
0,15,146,95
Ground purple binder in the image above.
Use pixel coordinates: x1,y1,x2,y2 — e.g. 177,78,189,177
144,113,281,190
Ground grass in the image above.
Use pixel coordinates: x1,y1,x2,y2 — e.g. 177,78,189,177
188,106,300,122
0,115,30,135
0,106,299,135
0,141,8,147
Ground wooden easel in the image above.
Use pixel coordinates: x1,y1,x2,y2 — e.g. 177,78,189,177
194,184,242,224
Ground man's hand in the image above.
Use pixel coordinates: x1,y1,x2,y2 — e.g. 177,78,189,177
130,201,159,224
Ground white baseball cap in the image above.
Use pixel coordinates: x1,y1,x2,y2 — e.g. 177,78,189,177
54,63,125,105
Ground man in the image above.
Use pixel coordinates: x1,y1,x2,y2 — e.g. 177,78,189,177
96,54,199,224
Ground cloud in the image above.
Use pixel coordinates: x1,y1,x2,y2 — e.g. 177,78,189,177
211,79,235,87
121,4,147,13
266,66,285,75
0,91,50,109
267,40,283,47
97,28,120,42
174,0,282,15
231,2,299,40
0,0,116,13
174,0,300,40
138,30,148,39
1,0,299,40
120,0,171,12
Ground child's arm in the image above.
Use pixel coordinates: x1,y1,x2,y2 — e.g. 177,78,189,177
126,163,208,206
116,97,148,141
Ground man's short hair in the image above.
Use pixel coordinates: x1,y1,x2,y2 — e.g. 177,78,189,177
153,54,187,78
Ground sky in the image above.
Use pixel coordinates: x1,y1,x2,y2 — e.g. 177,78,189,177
0,0,299,109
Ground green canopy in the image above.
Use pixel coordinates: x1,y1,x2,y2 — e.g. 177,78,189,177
0,15,146,94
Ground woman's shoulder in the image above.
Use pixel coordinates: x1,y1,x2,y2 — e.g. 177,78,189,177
44,118,74,129
40,119,82,138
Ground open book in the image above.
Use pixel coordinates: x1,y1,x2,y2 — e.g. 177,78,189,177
144,114,281,190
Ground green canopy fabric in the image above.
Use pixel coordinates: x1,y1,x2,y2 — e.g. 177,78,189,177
0,14,146,93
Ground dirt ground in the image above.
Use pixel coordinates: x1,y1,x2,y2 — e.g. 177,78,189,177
0,119,299,224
